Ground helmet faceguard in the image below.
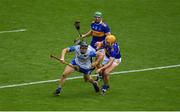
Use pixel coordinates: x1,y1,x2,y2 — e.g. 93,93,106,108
80,41,88,54
94,11,102,23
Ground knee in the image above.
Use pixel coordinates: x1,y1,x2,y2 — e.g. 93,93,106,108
84,77,88,82
103,69,110,76
86,77,91,82
62,73,67,79
85,77,93,83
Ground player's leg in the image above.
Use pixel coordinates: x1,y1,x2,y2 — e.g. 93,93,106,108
95,51,106,81
84,75,94,83
103,64,117,85
55,65,75,95
60,65,75,86
81,67,100,93
95,64,103,81
101,59,121,94
100,64,116,95
84,74,100,92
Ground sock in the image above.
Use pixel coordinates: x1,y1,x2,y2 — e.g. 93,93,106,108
102,84,109,90
58,85,61,89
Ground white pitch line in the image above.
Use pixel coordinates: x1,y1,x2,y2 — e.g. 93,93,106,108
0,64,180,89
0,29,27,34
111,64,180,75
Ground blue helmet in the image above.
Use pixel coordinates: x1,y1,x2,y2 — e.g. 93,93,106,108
80,41,88,48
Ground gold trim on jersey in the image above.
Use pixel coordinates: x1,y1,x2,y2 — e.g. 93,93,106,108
92,30,105,37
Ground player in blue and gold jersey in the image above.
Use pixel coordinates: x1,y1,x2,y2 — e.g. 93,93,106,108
81,11,111,51
74,11,112,81
95,35,122,95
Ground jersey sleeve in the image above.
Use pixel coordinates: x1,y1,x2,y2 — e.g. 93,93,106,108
110,46,118,58
102,40,106,46
103,24,110,33
68,46,76,52
90,22,94,29
89,51,97,57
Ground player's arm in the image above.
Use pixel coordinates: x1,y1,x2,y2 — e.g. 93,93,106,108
91,51,104,68
74,30,92,44
82,30,92,38
60,46,75,62
104,23,111,36
97,57,114,72
95,41,104,50
96,46,116,73
105,32,111,36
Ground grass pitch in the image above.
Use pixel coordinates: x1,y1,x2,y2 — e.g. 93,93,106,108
0,0,180,110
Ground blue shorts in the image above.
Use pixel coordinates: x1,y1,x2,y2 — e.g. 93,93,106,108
71,60,94,75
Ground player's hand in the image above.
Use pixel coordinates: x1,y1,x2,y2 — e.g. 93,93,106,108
91,62,98,68
74,38,81,45
95,42,101,50
96,68,102,74
81,34,86,38
60,58,65,63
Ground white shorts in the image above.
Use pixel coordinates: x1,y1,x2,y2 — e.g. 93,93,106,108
102,55,121,66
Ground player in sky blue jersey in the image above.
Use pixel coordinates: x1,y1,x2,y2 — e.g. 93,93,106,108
95,35,122,95
81,11,111,51
54,42,104,96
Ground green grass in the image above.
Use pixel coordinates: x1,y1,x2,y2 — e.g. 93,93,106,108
0,68,180,110
0,0,180,110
